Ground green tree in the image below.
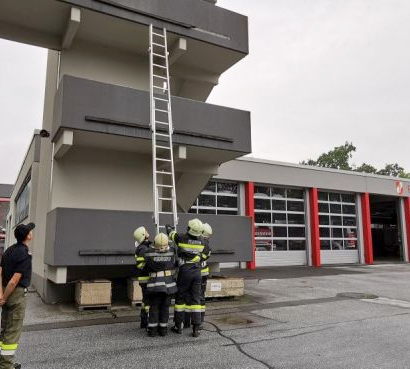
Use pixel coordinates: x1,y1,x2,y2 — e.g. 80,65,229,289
302,142,356,170
355,163,378,174
377,163,410,178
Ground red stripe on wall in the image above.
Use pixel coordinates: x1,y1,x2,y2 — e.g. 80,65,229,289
309,188,321,267
361,193,373,264
404,197,410,261
245,182,256,270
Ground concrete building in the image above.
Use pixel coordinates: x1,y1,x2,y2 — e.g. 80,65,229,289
3,1,410,304
0,184,12,255
1,0,252,303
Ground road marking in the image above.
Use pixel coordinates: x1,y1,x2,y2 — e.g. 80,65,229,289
361,297,410,309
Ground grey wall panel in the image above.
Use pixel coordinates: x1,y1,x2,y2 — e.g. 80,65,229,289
44,208,253,266
52,75,251,153
218,159,410,198
62,0,248,53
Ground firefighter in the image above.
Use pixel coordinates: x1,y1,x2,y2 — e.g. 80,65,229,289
0,222,35,369
143,233,178,337
200,223,212,329
133,226,151,329
166,218,205,338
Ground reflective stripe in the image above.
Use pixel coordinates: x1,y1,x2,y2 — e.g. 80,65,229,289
174,304,186,312
148,323,158,327
201,267,210,273
150,270,172,277
145,251,174,257
170,231,177,241
186,304,204,313
147,281,176,288
159,323,168,327
1,344,18,350
138,276,150,281
137,262,145,269
135,256,145,262
178,243,205,253
1,349,16,356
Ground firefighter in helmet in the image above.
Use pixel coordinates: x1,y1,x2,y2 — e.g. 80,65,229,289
200,223,212,329
166,218,205,337
133,226,151,329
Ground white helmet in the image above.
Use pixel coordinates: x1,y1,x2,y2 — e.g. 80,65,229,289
202,223,213,238
154,233,169,251
133,226,149,245
188,218,203,237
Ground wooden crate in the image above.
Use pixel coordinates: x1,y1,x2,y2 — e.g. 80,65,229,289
205,277,244,298
127,278,143,304
75,279,112,306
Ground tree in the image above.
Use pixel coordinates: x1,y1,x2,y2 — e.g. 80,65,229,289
302,143,410,178
301,142,356,170
355,163,378,174
377,163,410,178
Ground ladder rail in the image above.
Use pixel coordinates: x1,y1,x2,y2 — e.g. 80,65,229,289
149,25,178,234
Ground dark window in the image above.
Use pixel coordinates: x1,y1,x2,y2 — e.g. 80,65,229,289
271,188,286,198
287,201,304,212
289,240,306,250
272,212,287,224
217,210,237,215
217,196,237,209
287,189,304,199
203,181,216,192
341,194,355,203
320,240,331,250
330,216,342,226
288,213,305,225
319,215,330,225
217,182,237,195
320,227,330,238
255,199,271,210
288,227,305,238
319,203,329,213
272,200,286,211
254,186,270,197
318,192,328,201
329,193,341,202
272,226,287,238
198,194,215,207
330,203,342,214
15,178,31,225
255,213,271,224
273,240,287,251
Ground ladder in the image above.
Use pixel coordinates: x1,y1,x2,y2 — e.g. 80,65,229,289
149,24,178,234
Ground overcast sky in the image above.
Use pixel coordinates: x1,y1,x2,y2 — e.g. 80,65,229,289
1,0,410,184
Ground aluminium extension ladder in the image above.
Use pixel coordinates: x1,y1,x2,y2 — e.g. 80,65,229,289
148,24,178,234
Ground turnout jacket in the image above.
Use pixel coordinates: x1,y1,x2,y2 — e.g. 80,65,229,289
169,231,206,266
135,240,152,285
142,245,178,295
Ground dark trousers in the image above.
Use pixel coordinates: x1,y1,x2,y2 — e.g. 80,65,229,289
174,265,202,326
200,276,208,323
140,285,149,326
147,293,171,329
0,287,27,369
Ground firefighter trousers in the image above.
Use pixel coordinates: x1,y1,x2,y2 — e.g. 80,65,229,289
0,287,27,369
200,276,208,323
140,285,149,327
146,293,171,330
174,264,202,326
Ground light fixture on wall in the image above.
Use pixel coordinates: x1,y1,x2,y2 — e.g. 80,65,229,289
39,129,50,138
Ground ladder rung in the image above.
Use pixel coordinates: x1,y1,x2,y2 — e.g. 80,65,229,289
153,85,168,91
152,32,165,38
155,108,168,113
152,42,165,48
157,184,173,188
157,145,171,150
155,133,169,137
155,120,169,125
154,97,169,102
159,197,173,201
153,75,167,80
152,52,166,58
153,64,167,69
159,211,173,214
157,158,172,162
156,171,172,175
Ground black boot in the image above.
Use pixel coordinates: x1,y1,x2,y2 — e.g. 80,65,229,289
171,323,182,334
148,327,157,337
13,364,22,369
199,312,205,330
140,317,148,329
192,324,200,338
158,326,168,337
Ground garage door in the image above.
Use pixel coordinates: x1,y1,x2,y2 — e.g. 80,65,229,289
318,191,359,264
254,185,308,267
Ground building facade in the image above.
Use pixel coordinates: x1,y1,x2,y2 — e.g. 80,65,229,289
0,184,12,256
1,0,252,303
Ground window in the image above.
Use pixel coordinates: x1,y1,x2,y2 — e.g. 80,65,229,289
254,185,306,251
318,191,357,250
15,178,31,225
0,200,9,233
190,180,238,215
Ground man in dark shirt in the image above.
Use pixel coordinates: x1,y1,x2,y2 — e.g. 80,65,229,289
0,222,34,369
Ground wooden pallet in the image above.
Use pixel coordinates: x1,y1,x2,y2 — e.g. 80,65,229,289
129,300,142,307
77,304,112,312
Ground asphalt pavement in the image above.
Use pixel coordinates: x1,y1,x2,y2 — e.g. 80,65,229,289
14,264,410,369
